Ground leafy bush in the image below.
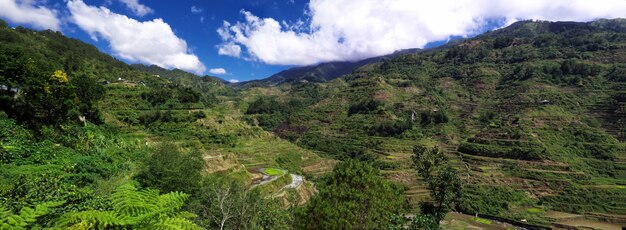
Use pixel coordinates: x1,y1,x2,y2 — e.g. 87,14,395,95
369,120,412,137
246,96,283,114
459,185,533,215
141,88,174,106
348,98,382,116
136,143,204,194
606,64,626,82
458,142,545,160
420,110,449,126
177,87,201,103
540,185,626,214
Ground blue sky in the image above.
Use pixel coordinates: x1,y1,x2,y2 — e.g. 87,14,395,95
65,0,310,82
2,0,626,82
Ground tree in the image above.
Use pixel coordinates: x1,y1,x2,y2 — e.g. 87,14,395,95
427,168,462,222
412,145,462,223
1,55,104,129
177,87,201,103
70,74,105,123
189,176,291,230
56,184,201,229
412,145,447,181
142,88,175,106
348,97,382,116
9,68,78,129
246,96,282,114
298,160,407,229
136,143,204,194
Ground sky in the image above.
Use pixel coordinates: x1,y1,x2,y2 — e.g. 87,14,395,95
1,0,626,82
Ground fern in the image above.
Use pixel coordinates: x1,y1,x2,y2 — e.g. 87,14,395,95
56,184,201,229
153,217,203,230
157,191,189,215
56,210,124,229
0,201,63,229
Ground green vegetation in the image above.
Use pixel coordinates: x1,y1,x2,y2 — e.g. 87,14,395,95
297,160,408,229
238,19,626,224
412,145,462,223
189,175,292,230
459,185,534,216
471,217,492,225
263,168,285,176
56,184,200,229
526,207,543,214
2,17,626,229
136,143,204,194
1,201,63,229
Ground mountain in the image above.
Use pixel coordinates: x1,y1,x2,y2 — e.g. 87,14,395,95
2,16,626,230
131,64,229,86
243,19,626,227
239,48,421,87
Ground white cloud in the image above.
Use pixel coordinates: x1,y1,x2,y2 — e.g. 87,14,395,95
191,6,202,14
218,0,626,66
0,0,60,30
118,0,153,17
68,0,206,74
217,42,242,57
228,79,240,83
209,68,227,75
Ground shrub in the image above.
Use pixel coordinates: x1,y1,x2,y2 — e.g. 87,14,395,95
135,143,204,194
458,142,545,160
348,98,382,116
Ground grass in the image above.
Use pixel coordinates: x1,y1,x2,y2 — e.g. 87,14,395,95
256,171,293,196
263,168,285,176
471,217,492,225
527,207,544,214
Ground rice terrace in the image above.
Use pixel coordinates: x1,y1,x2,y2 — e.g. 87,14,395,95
1,0,626,229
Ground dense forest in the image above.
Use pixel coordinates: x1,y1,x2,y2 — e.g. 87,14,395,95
1,18,626,229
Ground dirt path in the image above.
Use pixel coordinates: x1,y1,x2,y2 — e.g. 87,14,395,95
250,168,286,189
285,174,303,189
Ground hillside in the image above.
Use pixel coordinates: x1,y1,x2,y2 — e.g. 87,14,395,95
242,19,626,227
240,48,421,87
0,19,332,229
131,64,229,86
1,17,626,229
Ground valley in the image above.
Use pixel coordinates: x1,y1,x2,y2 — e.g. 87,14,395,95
1,17,625,229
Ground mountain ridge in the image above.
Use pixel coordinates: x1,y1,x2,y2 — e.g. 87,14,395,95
238,48,422,87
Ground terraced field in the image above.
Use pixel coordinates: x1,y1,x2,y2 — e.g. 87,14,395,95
99,83,335,193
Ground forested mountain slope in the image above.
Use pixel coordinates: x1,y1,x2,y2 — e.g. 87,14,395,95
244,19,626,226
239,48,421,87
1,17,626,229
0,19,331,229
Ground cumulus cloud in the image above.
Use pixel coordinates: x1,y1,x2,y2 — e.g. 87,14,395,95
0,0,60,30
68,0,205,74
218,0,626,66
209,68,227,75
118,0,153,17
217,42,242,57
